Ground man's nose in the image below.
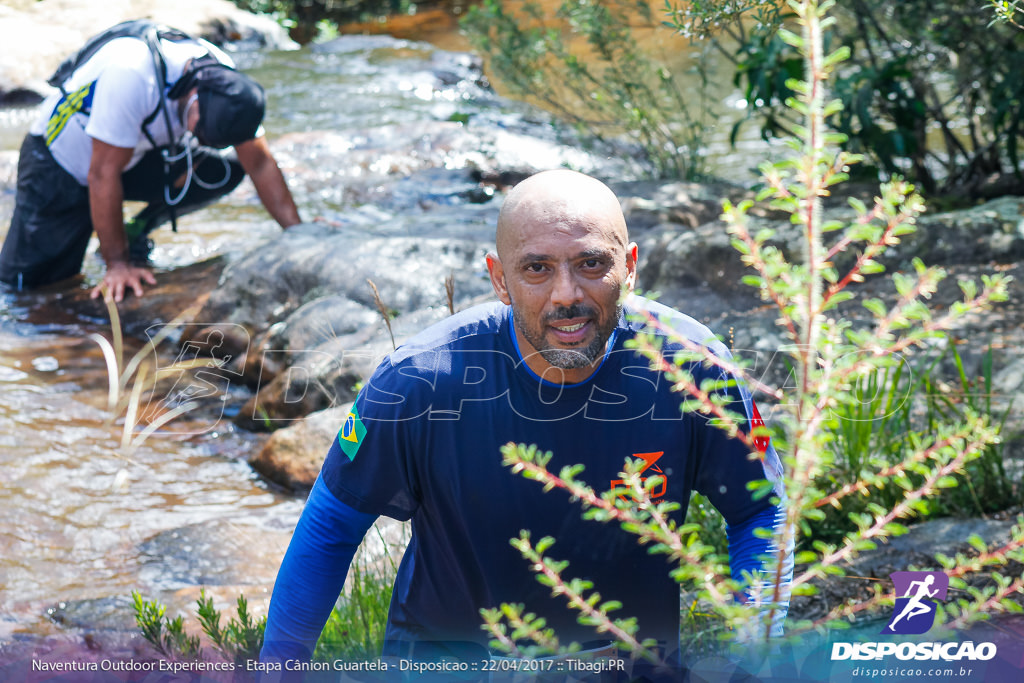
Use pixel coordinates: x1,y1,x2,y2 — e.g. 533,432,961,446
550,265,583,307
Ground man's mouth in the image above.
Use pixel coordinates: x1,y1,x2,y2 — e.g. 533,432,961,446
549,318,591,344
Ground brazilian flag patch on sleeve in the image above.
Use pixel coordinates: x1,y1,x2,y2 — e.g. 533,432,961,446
338,405,367,461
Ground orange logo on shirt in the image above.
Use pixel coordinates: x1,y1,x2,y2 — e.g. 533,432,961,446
611,451,666,502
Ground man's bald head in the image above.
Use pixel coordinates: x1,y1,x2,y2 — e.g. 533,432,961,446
495,170,628,259
485,169,638,383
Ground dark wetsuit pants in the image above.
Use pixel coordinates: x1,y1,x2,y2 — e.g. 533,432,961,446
0,134,245,289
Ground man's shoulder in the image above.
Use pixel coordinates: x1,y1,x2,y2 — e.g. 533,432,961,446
90,37,155,72
622,295,729,356
80,38,159,96
84,34,218,84
360,301,510,405
160,35,234,71
387,300,509,367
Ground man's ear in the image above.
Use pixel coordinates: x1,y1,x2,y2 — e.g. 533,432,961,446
624,242,638,291
486,252,511,305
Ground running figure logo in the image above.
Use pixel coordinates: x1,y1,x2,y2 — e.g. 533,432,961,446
884,571,949,635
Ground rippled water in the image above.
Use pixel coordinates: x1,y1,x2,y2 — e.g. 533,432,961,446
0,289,303,644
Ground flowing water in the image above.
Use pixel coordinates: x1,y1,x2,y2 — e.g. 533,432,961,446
0,226,302,655
0,306,295,642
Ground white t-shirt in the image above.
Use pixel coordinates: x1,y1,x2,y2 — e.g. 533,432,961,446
30,35,233,185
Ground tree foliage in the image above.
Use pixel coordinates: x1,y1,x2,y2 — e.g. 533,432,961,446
671,0,1024,198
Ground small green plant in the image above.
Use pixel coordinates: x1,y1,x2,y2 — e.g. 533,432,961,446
255,405,275,431
132,590,202,660
924,345,1019,516
196,591,266,665
132,525,403,665
313,525,399,662
988,0,1024,29
133,589,264,664
811,343,1019,544
685,492,727,556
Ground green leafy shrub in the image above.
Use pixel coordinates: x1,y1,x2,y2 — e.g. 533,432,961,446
812,344,1018,545
195,591,267,666
313,526,399,661
132,590,202,660
687,341,1021,551
133,590,263,664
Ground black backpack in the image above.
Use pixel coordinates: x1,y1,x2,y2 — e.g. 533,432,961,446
47,19,208,231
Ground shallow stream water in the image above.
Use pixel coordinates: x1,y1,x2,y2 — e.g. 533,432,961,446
0,305,294,642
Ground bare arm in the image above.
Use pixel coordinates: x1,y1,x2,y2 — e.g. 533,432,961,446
87,138,157,302
235,136,301,229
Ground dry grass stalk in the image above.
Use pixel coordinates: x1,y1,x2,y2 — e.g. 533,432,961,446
445,272,456,315
89,284,219,452
366,278,396,350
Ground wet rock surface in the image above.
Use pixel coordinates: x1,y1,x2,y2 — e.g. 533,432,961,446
45,597,141,638
137,520,290,589
196,221,494,335
250,405,351,491
14,258,226,339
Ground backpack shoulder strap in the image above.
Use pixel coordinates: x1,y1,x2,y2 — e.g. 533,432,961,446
47,20,163,93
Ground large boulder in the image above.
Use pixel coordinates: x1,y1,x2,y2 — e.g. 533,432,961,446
250,404,349,491
195,221,494,334
233,295,490,431
136,517,293,590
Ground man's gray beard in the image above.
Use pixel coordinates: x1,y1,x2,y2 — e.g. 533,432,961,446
538,339,605,369
512,302,621,370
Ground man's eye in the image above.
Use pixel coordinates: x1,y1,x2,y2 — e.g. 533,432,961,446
525,263,546,273
582,259,603,269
